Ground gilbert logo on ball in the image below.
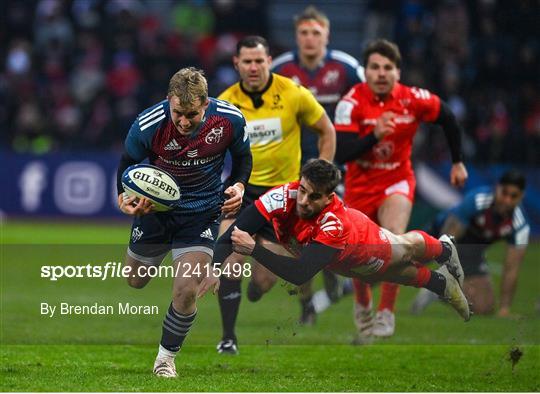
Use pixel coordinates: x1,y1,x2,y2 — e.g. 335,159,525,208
122,164,181,211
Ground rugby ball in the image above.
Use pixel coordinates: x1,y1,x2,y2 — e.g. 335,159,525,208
122,164,181,211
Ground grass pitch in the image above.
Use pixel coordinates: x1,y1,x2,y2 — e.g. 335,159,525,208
1,220,539,391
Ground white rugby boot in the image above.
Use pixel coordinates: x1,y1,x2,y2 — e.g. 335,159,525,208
438,234,464,288
372,309,395,338
352,302,374,345
153,357,177,378
437,265,471,321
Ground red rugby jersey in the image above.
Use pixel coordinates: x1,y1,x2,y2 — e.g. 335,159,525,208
254,181,391,277
334,82,440,196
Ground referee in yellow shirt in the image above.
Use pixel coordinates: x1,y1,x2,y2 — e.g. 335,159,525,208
216,35,335,354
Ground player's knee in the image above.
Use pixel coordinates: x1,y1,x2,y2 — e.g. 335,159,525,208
127,275,149,289
386,224,403,235
247,280,264,302
256,276,277,293
222,254,245,279
172,283,198,311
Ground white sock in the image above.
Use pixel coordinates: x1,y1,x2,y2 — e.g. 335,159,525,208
157,344,178,360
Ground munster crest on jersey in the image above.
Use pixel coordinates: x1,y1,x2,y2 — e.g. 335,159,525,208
206,127,224,144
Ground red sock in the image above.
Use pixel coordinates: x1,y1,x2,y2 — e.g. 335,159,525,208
409,264,432,288
377,282,400,312
353,278,372,307
412,230,443,262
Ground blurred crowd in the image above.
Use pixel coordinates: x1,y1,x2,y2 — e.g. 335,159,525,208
2,0,538,165
365,0,539,165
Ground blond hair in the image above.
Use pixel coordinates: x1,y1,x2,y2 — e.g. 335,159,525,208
294,5,330,30
168,67,208,106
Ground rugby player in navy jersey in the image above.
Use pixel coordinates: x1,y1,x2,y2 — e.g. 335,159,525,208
116,67,252,378
411,170,530,317
272,5,365,323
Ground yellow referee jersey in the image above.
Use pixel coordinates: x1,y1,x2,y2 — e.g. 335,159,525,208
219,73,325,187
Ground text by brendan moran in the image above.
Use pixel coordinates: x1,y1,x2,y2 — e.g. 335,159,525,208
40,302,159,317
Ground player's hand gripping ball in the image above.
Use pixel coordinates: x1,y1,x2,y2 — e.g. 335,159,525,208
122,164,180,211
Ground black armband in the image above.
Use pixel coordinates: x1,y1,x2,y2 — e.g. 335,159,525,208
335,131,378,164
116,151,139,195
434,101,464,163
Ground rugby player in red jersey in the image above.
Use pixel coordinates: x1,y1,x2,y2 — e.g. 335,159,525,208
212,160,471,331
334,39,468,342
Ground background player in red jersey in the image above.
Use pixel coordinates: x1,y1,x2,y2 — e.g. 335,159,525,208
272,5,365,324
212,159,471,328
334,39,468,342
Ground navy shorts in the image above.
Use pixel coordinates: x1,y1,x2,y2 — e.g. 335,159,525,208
128,208,220,266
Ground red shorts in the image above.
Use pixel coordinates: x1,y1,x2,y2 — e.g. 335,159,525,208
345,175,416,222
326,210,393,277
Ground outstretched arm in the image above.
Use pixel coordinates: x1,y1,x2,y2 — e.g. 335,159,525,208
230,226,340,286
498,245,527,317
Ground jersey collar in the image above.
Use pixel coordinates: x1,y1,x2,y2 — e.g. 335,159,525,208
239,73,273,96
294,49,329,73
239,74,274,108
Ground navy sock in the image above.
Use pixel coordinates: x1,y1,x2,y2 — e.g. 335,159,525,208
218,277,242,341
424,271,446,297
160,303,197,352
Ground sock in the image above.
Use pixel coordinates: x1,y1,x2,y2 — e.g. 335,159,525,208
353,278,372,308
435,242,452,264
424,270,447,297
157,344,177,360
160,303,197,352
408,263,433,288
218,277,242,340
301,296,314,310
377,282,400,312
412,230,443,262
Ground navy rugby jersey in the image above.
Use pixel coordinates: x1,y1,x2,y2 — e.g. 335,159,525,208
124,98,250,214
272,49,364,162
433,186,530,249
272,49,364,121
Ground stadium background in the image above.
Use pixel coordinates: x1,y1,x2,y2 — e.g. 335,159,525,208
1,0,539,391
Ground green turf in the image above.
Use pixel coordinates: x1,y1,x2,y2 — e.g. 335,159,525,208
1,345,538,392
1,220,539,391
